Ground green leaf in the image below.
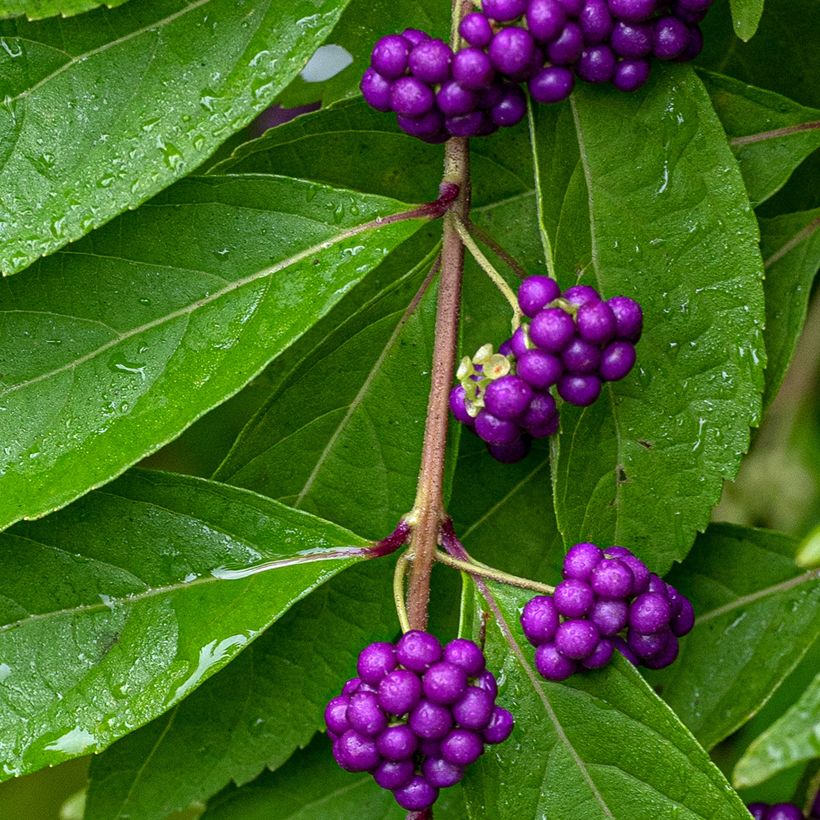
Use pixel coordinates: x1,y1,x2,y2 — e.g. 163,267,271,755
0,175,423,532
533,66,766,570
728,0,764,41
85,559,398,820
464,581,750,819
0,0,351,275
759,209,820,409
0,0,129,20
0,469,367,780
699,71,820,206
734,673,820,788
647,524,820,750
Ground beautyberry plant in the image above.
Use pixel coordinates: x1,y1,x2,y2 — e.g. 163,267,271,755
0,0,817,818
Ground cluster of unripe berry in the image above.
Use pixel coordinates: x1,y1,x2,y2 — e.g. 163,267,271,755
748,803,808,820
450,275,642,462
360,0,714,141
520,542,694,680
325,632,514,811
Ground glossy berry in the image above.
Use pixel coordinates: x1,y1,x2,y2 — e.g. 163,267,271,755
599,341,637,381
379,669,423,715
441,728,484,766
452,686,495,729
627,627,671,660
563,284,600,307
489,27,537,78
393,776,439,811
325,696,351,735
555,619,600,659
590,599,629,636
460,12,494,47
548,22,585,64
562,337,602,374
360,68,393,112
449,385,474,425
390,77,435,118
444,638,486,676
423,662,468,704
554,579,595,618
492,84,528,126
582,638,614,669
765,805,805,820
423,757,464,787
377,724,418,760
475,411,520,445
397,630,443,672
521,595,560,645
653,16,690,60
527,0,567,41
579,0,614,44
371,35,410,78
672,597,696,637
590,558,634,599
746,803,768,820
488,437,532,462
558,374,601,406
518,275,560,317
453,47,495,89
563,542,603,580
484,375,533,419
358,642,397,685
642,634,679,669
517,349,563,390
482,0,528,21
535,642,577,680
348,691,388,736
607,296,643,340
530,307,576,351
483,707,515,743
335,730,380,772
529,66,575,103
629,592,672,633
374,759,415,789
577,301,616,344
608,0,657,21
409,699,454,739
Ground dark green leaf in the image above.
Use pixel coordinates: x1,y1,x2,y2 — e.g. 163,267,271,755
759,209,820,409
0,0,129,19
0,469,367,780
533,66,766,570
733,672,820,788
699,71,820,206
0,0,351,274
728,0,764,41
647,524,820,750
464,582,750,819
0,175,423,531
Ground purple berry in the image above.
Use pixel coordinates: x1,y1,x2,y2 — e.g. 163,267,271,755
453,47,495,90
555,619,600,660
563,284,600,307
510,324,533,357
437,80,479,117
613,636,639,665
619,554,650,594
484,375,534,419
452,686,495,729
676,0,713,9
450,385,474,425
423,661,468,704
577,45,616,83
676,24,703,62
608,0,657,21
664,583,684,618
577,300,616,344
488,436,532,462
409,699,454,739
590,599,629,636
483,706,515,743
562,337,602,374
563,542,604,580
614,59,648,93
642,634,679,669
599,340,636,381
535,642,577,680
521,595,560,645
526,0,567,42
554,579,595,618
491,84,528,127
371,34,411,79
671,597,695,637
347,691,388,736
629,592,673,634
590,558,634,599
530,307,576,351
358,642,397,685
378,669,422,715
475,410,521,445
401,28,429,47
611,21,653,57
474,669,499,698
460,12,494,47
396,631,442,672
360,68,393,112
517,349,563,390
445,110,487,138
398,110,445,139
627,627,671,660
409,38,453,84
529,66,575,103
441,728,484,766
489,27,537,78
653,16,689,60
766,805,805,820
482,0,528,21
377,724,418,760
604,546,632,558
444,639,486,676
747,804,768,820
521,391,558,432
607,296,643,340
390,77,435,118
518,275,561,317
579,0,614,44
647,573,667,596
335,730,381,772
374,759,415,789
557,0,583,12
581,638,614,669
557,374,602,406
393,776,439,811
422,757,464,788
547,22,584,65
325,696,350,735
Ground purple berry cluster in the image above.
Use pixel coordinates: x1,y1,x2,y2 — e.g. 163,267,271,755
748,803,807,820
450,275,642,462
519,542,694,680
326,632,514,811
361,0,713,142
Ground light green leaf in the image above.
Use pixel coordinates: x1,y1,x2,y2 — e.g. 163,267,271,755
728,0,764,41
0,0,351,274
734,673,820,788
759,209,820,409
700,71,820,206
647,524,820,750
0,175,423,531
0,469,368,780
533,66,766,571
0,0,129,19
464,582,749,819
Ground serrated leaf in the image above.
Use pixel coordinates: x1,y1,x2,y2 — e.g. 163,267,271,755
733,672,820,788
0,469,368,780
728,0,764,41
647,524,820,750
0,0,351,275
0,175,423,531
0,0,129,20
464,581,749,819
532,66,765,571
759,209,820,409
700,71,820,206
